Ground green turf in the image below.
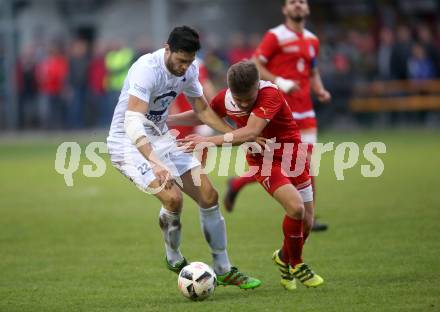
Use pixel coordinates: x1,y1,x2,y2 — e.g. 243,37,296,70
1,130,440,311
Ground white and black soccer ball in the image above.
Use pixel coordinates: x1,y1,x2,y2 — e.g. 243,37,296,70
178,262,216,301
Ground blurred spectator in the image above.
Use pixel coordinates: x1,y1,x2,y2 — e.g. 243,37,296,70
391,25,413,80
416,24,440,77
6,2,440,130
104,41,134,126
407,43,436,81
134,37,154,61
67,38,90,129
377,27,394,80
35,40,68,129
248,33,262,54
88,41,108,128
357,32,377,80
226,32,254,65
16,45,38,128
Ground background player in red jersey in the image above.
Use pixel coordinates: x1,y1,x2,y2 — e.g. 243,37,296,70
174,61,324,290
225,0,331,232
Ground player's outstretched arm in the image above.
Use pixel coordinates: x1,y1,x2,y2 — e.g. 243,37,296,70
179,114,267,147
167,110,203,127
187,96,233,133
310,68,331,103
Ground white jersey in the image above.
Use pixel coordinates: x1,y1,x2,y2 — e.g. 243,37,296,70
108,48,203,141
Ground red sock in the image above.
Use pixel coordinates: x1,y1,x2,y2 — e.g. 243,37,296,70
281,240,289,263
230,176,256,192
282,215,304,267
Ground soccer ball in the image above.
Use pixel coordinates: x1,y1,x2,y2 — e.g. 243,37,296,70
178,262,216,301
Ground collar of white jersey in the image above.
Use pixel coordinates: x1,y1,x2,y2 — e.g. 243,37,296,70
158,48,174,78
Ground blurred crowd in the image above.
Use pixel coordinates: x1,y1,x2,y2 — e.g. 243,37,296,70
9,21,440,130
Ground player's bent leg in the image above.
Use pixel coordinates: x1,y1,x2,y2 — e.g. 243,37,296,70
303,200,314,242
150,179,187,274
179,167,218,208
178,169,261,289
223,175,256,213
272,183,305,220
300,127,328,232
298,185,314,241
273,183,324,288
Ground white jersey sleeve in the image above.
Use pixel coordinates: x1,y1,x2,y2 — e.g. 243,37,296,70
127,62,156,103
182,66,203,98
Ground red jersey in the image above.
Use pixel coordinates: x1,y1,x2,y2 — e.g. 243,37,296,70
254,24,319,129
210,81,301,160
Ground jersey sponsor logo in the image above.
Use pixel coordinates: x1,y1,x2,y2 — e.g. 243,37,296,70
283,45,300,53
148,107,167,116
146,91,178,123
153,91,178,108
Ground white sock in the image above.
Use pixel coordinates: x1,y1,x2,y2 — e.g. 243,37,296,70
159,207,183,266
199,205,231,275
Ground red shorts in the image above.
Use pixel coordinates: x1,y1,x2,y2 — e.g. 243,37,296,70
247,151,311,196
295,117,317,130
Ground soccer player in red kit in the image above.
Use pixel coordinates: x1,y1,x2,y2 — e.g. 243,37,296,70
224,0,331,232
175,61,324,290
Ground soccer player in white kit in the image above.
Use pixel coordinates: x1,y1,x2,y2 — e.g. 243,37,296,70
107,26,261,289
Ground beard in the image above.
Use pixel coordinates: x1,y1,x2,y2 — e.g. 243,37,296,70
291,15,304,23
165,59,185,77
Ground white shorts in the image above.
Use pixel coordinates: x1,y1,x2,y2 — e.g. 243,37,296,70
107,133,200,193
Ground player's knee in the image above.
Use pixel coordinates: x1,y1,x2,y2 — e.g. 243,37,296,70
200,186,219,207
286,201,305,219
163,192,183,212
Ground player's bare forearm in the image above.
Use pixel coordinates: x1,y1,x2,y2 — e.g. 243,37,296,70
168,110,203,127
207,114,267,145
310,69,331,102
188,96,233,133
311,69,324,93
135,138,165,166
208,127,260,146
197,107,233,133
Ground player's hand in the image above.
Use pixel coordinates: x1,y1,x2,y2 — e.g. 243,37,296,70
177,134,208,153
152,163,173,189
255,137,276,153
275,77,300,94
316,89,331,103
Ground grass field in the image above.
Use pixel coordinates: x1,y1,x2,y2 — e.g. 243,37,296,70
1,129,440,311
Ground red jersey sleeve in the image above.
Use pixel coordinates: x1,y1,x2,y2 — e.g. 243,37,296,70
209,89,228,118
254,32,279,63
251,87,283,121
